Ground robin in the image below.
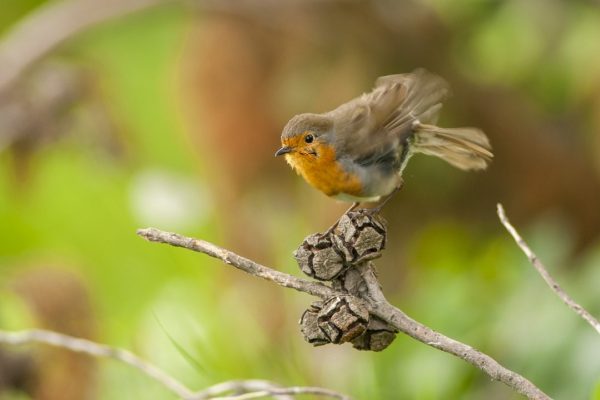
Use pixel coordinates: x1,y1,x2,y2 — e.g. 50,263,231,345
275,68,493,213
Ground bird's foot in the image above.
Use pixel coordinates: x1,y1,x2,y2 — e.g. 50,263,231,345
362,205,384,215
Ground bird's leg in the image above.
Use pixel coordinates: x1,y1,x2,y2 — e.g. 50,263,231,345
322,202,360,236
366,179,405,215
344,201,361,215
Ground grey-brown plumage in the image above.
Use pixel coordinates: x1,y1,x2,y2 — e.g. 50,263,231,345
277,69,493,202
329,69,491,169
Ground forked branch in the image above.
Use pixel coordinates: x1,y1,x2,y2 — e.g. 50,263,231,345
137,225,551,400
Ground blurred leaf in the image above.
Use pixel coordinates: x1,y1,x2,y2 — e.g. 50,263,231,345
457,1,544,84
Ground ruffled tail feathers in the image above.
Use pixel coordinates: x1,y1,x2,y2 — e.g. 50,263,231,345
411,123,493,171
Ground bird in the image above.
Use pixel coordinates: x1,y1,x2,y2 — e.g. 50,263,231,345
275,69,493,213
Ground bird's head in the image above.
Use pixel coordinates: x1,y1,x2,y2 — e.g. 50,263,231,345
275,114,334,170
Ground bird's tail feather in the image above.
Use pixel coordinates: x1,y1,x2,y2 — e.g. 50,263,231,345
411,123,493,170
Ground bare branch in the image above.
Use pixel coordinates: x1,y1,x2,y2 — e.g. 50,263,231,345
211,386,350,400
0,328,194,399
137,227,552,400
191,379,348,400
370,301,549,399
0,329,350,400
191,380,295,400
137,228,340,299
355,262,550,399
192,379,348,400
497,203,600,335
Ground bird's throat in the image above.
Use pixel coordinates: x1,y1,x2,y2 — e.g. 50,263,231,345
285,147,362,198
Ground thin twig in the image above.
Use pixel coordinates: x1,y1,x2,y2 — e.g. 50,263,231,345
190,380,294,400
137,227,552,400
212,387,350,400
0,329,194,399
497,203,600,335
0,329,349,400
193,380,347,400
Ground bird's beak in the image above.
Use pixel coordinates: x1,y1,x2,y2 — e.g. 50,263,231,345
275,146,292,157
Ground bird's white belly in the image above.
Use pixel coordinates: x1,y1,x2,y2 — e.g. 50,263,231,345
333,192,382,203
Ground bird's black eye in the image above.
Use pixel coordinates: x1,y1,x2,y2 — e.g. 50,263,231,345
304,134,314,143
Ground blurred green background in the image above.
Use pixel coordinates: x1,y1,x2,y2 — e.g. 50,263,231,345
1,0,599,399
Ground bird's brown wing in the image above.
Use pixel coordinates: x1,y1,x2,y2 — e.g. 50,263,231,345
329,69,450,163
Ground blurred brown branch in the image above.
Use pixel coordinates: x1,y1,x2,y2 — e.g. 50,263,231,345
0,0,176,99
497,203,600,335
0,329,349,400
0,0,176,184
137,226,551,400
0,0,350,99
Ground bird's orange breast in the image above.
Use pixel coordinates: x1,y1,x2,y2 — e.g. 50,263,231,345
285,144,363,197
